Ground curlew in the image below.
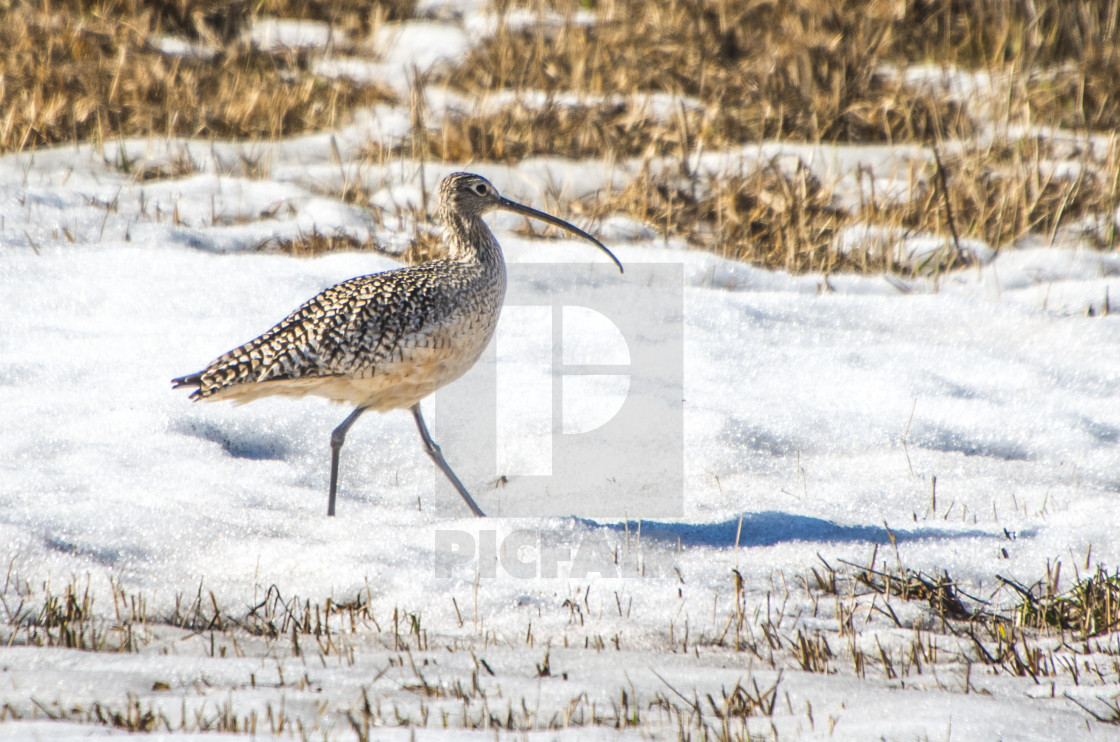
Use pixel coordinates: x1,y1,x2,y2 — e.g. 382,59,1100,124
173,172,622,518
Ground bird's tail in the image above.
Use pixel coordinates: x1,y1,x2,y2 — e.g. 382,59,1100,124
171,372,204,400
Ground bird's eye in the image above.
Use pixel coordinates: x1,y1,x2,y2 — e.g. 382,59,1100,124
474,183,488,195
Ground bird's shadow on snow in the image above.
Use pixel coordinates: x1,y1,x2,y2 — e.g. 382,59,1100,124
170,419,290,461
43,535,129,567
576,511,1007,549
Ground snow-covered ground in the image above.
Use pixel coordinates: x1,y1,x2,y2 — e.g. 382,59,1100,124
2,6,1120,742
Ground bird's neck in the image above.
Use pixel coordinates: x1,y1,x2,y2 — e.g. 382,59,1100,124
442,211,504,268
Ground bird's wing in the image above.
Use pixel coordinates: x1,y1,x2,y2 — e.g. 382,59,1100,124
178,264,462,400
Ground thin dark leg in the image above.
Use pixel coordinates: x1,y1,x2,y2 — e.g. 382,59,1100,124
328,406,369,517
410,403,486,518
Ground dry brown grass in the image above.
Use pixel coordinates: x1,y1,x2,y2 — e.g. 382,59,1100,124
398,0,1119,271
388,89,966,165
380,100,697,163
4,0,1116,270
1030,53,1120,132
256,228,385,256
1005,563,1120,641
0,1,395,153
24,0,251,42
257,0,416,37
889,0,1120,69
430,0,1120,162
439,0,976,148
399,225,448,265
13,0,417,41
591,161,865,274
584,135,1119,272
893,138,1118,251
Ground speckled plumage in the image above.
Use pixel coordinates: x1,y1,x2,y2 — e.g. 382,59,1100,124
174,174,507,410
173,172,621,517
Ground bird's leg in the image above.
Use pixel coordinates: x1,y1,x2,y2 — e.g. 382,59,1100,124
328,406,369,517
410,403,486,518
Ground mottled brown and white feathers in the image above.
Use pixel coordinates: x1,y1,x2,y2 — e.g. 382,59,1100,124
172,173,508,411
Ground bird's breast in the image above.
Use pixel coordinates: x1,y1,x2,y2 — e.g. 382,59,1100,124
350,259,506,409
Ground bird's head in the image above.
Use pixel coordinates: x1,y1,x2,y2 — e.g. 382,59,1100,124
439,172,502,218
437,172,623,273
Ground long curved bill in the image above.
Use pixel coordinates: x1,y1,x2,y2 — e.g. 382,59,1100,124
498,197,624,273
